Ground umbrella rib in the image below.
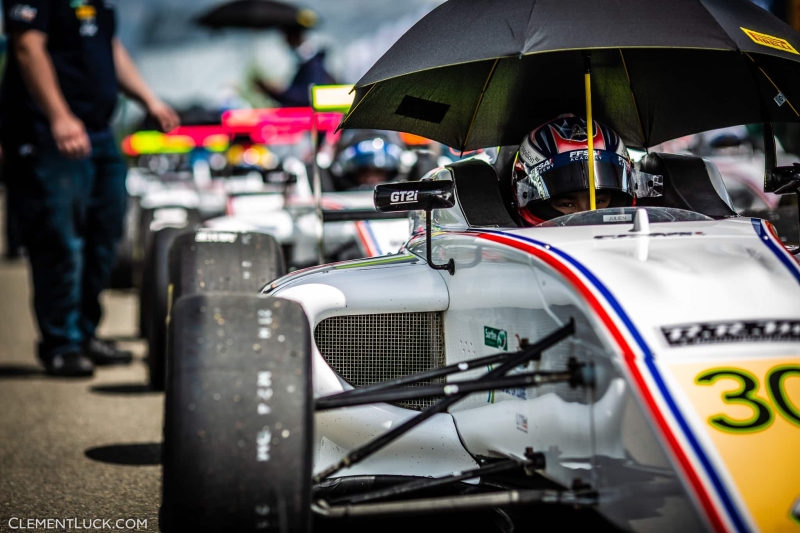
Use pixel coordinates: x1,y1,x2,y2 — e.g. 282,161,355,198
461,58,500,152
743,52,799,117
619,50,647,147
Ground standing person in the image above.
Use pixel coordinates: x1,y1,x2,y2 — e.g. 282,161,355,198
1,0,179,377
255,25,335,107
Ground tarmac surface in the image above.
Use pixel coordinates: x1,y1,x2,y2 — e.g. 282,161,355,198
0,192,162,532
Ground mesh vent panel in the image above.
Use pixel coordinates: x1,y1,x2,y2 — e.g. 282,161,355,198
314,312,445,410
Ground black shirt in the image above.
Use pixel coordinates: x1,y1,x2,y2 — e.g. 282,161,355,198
1,0,118,147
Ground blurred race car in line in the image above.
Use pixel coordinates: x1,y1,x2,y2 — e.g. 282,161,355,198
141,90,444,390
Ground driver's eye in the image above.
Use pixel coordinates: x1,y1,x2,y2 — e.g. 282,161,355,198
556,202,575,208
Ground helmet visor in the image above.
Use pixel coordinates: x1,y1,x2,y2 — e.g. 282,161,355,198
514,149,661,208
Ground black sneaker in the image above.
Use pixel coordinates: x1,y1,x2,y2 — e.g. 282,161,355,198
44,352,95,377
85,338,133,366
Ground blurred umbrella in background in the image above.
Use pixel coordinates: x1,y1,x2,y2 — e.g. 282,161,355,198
195,0,318,30
343,0,800,151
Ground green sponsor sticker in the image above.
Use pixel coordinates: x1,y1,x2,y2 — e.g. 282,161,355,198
484,326,508,351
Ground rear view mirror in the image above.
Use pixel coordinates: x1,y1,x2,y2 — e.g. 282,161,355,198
374,180,455,212
375,179,456,275
765,164,800,195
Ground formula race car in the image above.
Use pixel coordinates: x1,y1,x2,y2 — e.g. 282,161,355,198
158,144,800,532
156,2,800,532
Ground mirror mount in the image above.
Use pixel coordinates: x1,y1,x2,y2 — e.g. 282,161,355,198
424,205,456,275
374,180,457,275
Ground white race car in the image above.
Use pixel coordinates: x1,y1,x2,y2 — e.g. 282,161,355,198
157,148,800,532
204,159,415,268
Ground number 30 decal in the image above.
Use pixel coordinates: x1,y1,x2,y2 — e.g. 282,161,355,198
696,365,800,434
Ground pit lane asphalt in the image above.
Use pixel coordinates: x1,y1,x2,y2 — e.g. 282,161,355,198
0,242,160,530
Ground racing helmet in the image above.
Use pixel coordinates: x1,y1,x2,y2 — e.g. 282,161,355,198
331,130,403,190
512,115,639,225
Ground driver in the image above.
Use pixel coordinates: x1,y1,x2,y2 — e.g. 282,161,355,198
330,130,403,190
512,114,636,225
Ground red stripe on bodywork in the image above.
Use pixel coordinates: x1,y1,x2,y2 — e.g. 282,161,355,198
477,231,726,533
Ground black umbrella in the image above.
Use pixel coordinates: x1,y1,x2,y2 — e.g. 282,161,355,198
195,0,318,30
342,0,800,153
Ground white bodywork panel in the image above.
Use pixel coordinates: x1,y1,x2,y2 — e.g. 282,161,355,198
274,264,479,477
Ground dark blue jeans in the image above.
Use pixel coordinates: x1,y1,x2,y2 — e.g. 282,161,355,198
7,132,127,361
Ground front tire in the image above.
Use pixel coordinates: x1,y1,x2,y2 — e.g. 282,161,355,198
161,294,312,533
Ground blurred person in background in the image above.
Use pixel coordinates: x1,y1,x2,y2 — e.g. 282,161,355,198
254,24,335,107
1,0,179,376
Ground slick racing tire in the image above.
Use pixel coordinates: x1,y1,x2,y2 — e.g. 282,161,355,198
137,206,200,338
161,294,312,533
156,230,286,392
143,226,187,391
168,229,286,298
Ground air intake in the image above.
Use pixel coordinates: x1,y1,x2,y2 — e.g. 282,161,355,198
314,312,445,410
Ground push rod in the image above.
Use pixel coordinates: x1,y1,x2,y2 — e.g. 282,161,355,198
325,350,512,400
316,369,576,411
313,489,597,518
312,319,575,483
332,459,527,505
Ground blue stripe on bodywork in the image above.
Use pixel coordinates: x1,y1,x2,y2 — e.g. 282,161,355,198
751,218,800,285
478,228,749,533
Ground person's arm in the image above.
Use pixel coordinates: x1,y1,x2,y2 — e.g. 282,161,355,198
13,30,90,158
112,37,179,132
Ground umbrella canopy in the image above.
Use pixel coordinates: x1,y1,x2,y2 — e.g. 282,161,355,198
342,0,800,150
196,0,318,30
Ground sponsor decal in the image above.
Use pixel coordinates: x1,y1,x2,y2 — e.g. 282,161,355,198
75,5,97,36
516,413,528,433
10,4,37,22
741,27,799,55
532,158,554,175
501,386,526,400
484,326,508,351
75,5,95,19
602,214,633,223
663,320,800,347
389,190,418,204
195,231,238,243
594,231,704,240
